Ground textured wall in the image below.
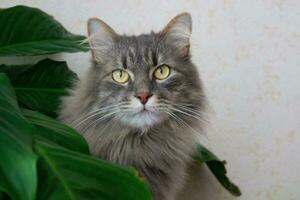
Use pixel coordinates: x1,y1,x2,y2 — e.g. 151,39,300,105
1,1,300,199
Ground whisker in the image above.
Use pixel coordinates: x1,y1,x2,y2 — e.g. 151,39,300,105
172,104,209,124
71,103,127,125
169,106,207,124
73,102,130,128
162,109,200,136
74,107,118,129
80,110,120,133
83,104,134,130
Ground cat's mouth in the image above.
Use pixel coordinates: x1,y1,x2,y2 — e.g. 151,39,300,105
118,105,164,129
140,106,148,112
134,104,152,112
135,106,155,116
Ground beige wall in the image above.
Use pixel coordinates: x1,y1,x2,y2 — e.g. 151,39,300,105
1,1,299,199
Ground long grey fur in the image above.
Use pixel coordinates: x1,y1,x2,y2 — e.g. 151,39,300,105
59,13,207,200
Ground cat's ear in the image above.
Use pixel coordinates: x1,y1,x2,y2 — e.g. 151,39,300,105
87,18,118,62
161,13,192,58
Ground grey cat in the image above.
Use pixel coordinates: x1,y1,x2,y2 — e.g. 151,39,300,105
59,13,206,200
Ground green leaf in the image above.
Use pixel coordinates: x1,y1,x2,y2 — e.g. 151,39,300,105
0,5,89,56
0,59,78,117
35,141,152,200
0,73,37,200
0,192,6,200
22,109,89,154
0,192,10,200
193,144,242,196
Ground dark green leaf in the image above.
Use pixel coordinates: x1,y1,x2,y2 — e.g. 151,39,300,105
35,141,152,200
193,144,242,196
0,193,11,200
0,192,5,200
0,73,37,200
22,109,89,154
0,5,89,56
0,59,78,117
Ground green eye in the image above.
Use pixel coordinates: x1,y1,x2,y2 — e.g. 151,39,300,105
153,65,171,80
112,69,129,84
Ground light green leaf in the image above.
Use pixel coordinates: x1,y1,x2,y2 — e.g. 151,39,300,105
0,5,89,56
193,144,242,196
0,73,37,200
35,141,152,200
0,59,78,117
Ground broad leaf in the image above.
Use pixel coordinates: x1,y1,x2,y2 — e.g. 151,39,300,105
0,5,89,56
35,142,152,200
193,144,241,196
0,59,78,117
22,109,89,154
0,73,37,200
0,192,8,200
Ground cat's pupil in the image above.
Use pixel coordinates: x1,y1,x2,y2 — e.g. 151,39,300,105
120,70,123,77
160,68,163,74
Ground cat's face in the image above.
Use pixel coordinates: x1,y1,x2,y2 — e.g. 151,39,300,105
87,13,204,130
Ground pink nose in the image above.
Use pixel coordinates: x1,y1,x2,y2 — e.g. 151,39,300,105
135,93,153,105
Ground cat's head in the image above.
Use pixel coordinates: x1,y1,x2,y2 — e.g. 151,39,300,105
85,13,205,131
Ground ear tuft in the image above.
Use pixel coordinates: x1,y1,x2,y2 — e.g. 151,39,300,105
161,13,192,58
87,18,117,62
